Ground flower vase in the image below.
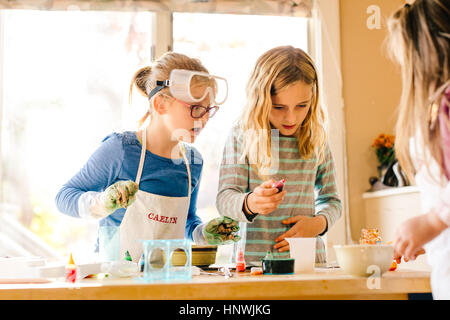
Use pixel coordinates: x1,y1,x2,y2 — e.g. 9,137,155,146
377,164,388,180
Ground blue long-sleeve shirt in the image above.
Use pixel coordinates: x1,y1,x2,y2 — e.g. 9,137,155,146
55,131,203,244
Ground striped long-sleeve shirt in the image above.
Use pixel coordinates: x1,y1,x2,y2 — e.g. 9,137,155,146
216,125,342,264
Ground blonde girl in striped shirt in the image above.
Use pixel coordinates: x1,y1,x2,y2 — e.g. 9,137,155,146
216,46,342,264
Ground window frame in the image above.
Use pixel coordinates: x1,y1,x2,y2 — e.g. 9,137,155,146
0,4,349,260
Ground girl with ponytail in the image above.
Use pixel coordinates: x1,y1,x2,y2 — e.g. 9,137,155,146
56,52,239,261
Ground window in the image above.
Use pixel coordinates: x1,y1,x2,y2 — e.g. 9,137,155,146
173,13,309,262
174,13,309,221
0,10,311,262
0,10,152,261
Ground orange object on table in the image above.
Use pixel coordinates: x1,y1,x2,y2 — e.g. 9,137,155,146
250,267,263,275
389,260,397,271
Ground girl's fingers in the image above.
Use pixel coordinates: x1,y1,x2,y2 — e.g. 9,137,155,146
118,187,129,206
274,240,290,252
254,179,280,196
392,236,401,251
254,190,286,202
254,187,279,197
393,250,402,264
269,190,286,202
112,188,122,206
107,189,119,208
274,234,286,244
258,208,275,215
281,216,302,225
124,185,134,206
258,202,283,214
252,194,285,214
415,248,426,257
395,239,409,257
404,244,415,261
261,179,276,188
255,191,286,203
406,244,422,261
275,228,298,243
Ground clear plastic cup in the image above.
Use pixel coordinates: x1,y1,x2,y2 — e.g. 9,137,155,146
99,226,120,262
286,237,316,273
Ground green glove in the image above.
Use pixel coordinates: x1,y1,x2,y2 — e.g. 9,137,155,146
203,216,241,245
103,180,139,214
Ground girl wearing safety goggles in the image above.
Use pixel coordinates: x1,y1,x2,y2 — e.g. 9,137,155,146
56,52,239,262
216,46,342,266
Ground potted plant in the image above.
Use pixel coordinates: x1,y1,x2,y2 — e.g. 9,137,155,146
368,134,409,191
372,133,396,178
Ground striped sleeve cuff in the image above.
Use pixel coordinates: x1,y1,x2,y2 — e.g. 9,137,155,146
316,212,330,236
315,202,341,236
216,190,255,223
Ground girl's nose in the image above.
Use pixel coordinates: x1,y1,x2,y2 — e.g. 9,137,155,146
200,112,209,123
285,109,297,123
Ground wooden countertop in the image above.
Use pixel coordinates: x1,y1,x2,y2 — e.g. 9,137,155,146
0,268,430,300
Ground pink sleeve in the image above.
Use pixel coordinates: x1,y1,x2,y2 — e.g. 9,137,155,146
437,85,450,225
439,85,450,180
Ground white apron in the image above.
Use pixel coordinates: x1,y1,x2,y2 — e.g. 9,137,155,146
119,126,192,262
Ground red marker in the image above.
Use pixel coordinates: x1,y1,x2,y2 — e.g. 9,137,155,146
272,179,286,192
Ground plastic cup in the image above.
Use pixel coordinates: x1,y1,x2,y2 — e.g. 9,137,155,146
99,226,120,262
286,237,316,273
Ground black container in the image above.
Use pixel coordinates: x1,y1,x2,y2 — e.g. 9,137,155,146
261,258,295,275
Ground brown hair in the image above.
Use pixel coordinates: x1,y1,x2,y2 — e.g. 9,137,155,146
387,0,450,184
238,45,326,175
129,52,210,128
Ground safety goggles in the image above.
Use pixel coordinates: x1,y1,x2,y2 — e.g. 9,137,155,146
148,69,228,106
164,95,219,119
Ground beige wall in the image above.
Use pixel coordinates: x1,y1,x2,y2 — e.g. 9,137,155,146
340,0,405,241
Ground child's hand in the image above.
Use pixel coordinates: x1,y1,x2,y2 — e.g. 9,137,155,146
273,215,327,252
246,179,286,215
103,180,139,214
393,211,446,261
203,216,241,245
394,248,426,264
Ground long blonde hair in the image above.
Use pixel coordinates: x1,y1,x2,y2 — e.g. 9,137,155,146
129,52,210,128
238,46,326,176
387,0,450,184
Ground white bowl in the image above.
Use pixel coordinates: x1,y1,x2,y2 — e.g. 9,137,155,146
334,244,394,277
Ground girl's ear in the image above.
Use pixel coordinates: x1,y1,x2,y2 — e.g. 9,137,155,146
153,94,169,115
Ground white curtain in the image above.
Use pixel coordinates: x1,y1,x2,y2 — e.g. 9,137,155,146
312,0,352,248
